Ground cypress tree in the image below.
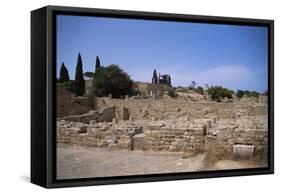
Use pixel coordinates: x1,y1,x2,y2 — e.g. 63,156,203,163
59,62,70,83
95,56,101,72
74,53,85,96
168,75,171,87
152,69,158,84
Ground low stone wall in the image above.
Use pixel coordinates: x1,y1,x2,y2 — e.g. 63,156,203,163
95,98,267,121
57,120,142,149
144,119,207,153
205,116,268,159
58,106,115,124
57,83,267,120
57,115,268,159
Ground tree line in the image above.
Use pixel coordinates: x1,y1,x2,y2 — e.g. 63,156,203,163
58,53,135,98
58,53,267,101
168,80,267,102
58,53,86,97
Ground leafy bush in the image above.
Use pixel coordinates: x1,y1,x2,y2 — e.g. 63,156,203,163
236,90,244,99
248,91,260,98
167,90,177,98
92,64,134,98
236,89,260,98
207,86,233,102
131,88,142,96
84,71,94,78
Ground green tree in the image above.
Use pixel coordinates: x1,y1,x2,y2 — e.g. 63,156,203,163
152,69,158,84
244,90,250,96
236,90,244,99
74,53,85,96
191,81,197,88
84,72,94,78
167,89,176,98
92,64,134,98
248,91,260,98
168,75,171,87
59,62,70,83
207,86,233,102
95,56,101,72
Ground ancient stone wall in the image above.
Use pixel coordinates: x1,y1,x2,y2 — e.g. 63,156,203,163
57,120,142,149
134,82,170,96
205,116,268,159
57,115,268,159
58,106,116,124
56,86,268,160
95,98,267,121
144,119,206,153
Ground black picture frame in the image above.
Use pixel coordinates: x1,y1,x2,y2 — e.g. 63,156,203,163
31,5,274,188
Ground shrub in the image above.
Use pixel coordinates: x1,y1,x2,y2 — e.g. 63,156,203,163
131,88,142,96
236,89,260,98
92,64,134,98
248,91,260,98
167,90,177,98
207,86,233,102
236,90,244,99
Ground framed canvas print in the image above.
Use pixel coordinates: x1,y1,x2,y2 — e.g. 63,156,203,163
31,5,274,188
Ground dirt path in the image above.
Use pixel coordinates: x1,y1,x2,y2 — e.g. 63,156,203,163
56,145,265,180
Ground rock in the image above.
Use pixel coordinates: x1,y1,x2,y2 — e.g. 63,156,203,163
133,133,145,150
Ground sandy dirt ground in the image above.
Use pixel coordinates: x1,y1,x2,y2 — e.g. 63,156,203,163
56,145,266,180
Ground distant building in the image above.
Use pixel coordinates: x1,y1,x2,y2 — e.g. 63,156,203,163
134,81,170,97
151,69,172,87
158,73,171,87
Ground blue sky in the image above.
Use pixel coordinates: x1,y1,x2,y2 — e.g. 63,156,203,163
56,15,268,93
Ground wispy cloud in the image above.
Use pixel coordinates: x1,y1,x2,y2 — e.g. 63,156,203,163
190,65,251,87
131,64,266,92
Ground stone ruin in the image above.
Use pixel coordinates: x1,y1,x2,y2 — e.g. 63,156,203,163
57,92,268,161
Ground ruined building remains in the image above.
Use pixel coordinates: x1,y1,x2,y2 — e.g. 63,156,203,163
152,69,172,87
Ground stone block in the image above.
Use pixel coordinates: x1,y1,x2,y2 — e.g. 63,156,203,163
233,144,255,159
133,133,145,150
